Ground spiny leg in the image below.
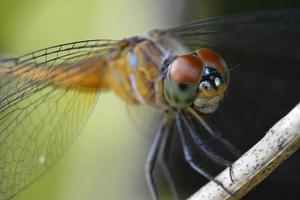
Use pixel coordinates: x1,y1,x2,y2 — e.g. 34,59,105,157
180,111,236,183
145,122,170,200
175,113,234,195
179,111,232,167
184,109,238,182
160,125,179,200
187,107,240,157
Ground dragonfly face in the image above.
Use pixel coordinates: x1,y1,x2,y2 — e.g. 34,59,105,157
164,48,228,113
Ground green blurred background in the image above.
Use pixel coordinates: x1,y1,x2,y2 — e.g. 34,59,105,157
1,0,300,200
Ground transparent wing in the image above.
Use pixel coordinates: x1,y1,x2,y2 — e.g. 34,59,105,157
160,10,300,179
159,10,300,80
0,39,119,111
160,10,300,65
126,104,164,140
0,39,119,200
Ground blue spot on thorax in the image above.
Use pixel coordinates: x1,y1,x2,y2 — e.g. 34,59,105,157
129,52,138,68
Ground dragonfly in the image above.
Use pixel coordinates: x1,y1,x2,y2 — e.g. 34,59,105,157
1,10,300,200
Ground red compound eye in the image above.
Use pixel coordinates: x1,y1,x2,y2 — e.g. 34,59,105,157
169,54,204,84
197,48,227,73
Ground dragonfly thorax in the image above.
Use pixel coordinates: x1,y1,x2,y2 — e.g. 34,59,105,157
164,48,229,114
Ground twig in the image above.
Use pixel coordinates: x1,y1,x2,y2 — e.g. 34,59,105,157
188,102,300,200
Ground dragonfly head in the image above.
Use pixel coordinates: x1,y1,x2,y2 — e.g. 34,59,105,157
164,48,229,113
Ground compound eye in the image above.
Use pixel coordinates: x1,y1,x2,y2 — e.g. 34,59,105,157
164,54,204,108
169,54,205,84
197,48,227,73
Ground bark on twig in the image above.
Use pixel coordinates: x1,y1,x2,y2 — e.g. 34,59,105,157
188,102,300,200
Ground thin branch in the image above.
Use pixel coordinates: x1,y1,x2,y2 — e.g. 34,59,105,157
188,102,300,200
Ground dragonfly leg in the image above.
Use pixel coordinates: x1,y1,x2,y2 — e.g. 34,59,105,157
145,122,170,200
175,113,234,195
197,117,238,182
181,111,237,183
187,108,241,157
161,126,180,200
180,112,232,167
